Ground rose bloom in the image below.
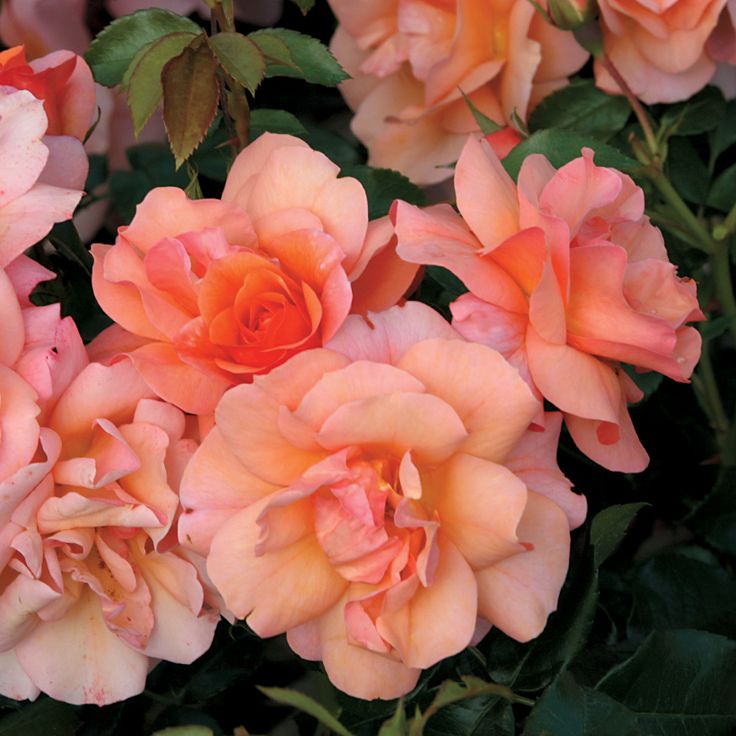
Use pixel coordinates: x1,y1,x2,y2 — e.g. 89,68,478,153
179,302,585,699
0,281,218,704
394,137,703,472
708,0,736,98
327,0,588,184
595,0,727,103
1,255,87,410
0,87,86,268
0,45,95,142
91,133,418,415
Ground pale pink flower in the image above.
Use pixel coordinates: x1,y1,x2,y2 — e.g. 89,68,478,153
394,137,703,472
0,89,86,268
179,302,584,700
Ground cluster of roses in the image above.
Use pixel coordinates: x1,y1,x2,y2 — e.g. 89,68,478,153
329,0,736,185
0,31,702,708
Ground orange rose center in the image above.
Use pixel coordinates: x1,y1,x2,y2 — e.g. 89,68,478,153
312,456,437,587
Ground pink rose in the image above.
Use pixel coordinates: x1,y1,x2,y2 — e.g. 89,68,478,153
179,302,584,700
0,88,86,268
0,345,218,704
596,0,727,103
1,256,87,413
0,1,90,59
107,0,283,26
707,0,736,97
394,138,703,472
91,133,418,415
328,0,588,184
0,46,95,143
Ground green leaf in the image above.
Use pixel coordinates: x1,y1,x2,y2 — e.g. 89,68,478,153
710,98,736,158
125,31,198,136
248,30,298,73
667,137,711,206
529,79,631,139
661,86,726,137
0,696,80,736
590,503,647,567
110,142,188,222
249,28,348,85
597,629,736,735
485,549,598,692
425,267,467,301
85,153,109,193
460,89,502,135
425,701,514,736
290,0,316,12
46,220,92,275
151,728,214,736
341,165,426,219
686,468,736,555
85,8,200,86
523,672,638,736
409,678,528,736
304,125,361,169
257,686,354,736
503,130,638,180
632,552,736,638
188,118,232,181
379,700,408,736
700,315,736,340
250,108,307,138
707,163,736,212
209,32,265,95
162,37,221,168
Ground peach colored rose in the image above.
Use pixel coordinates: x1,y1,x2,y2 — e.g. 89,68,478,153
91,133,418,415
708,0,736,97
0,89,86,268
0,343,218,704
328,0,588,184
596,0,727,103
394,138,703,472
179,302,584,700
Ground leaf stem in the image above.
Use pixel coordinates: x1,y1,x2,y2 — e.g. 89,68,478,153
600,54,658,156
630,136,717,254
713,201,736,241
694,340,730,438
712,240,736,344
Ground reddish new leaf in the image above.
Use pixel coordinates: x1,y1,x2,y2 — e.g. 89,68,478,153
162,37,220,169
